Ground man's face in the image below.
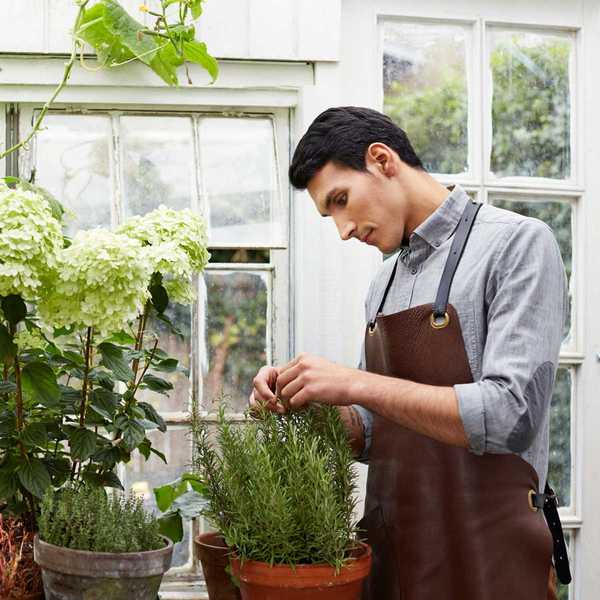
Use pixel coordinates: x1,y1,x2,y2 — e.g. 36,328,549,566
306,160,408,254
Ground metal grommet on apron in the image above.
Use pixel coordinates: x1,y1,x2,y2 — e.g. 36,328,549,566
360,201,556,600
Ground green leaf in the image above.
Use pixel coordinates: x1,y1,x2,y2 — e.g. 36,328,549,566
78,0,156,67
142,373,173,393
183,40,218,82
69,427,97,461
101,330,137,346
91,388,118,419
0,323,17,361
158,511,184,543
1,295,27,325
91,370,115,391
17,458,52,499
138,401,167,432
0,470,18,499
0,381,17,394
154,483,178,512
149,284,169,314
190,0,204,20
150,42,182,87
121,418,145,450
98,342,134,382
171,489,208,520
150,446,168,464
21,361,61,407
20,422,48,449
182,472,208,495
93,446,121,468
99,470,124,490
153,357,178,373
155,312,183,339
42,457,71,487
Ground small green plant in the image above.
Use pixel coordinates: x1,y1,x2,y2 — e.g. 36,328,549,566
38,485,163,553
192,404,358,570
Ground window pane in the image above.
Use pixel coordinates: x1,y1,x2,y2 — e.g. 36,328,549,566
142,302,193,413
489,30,573,179
198,117,282,246
383,21,469,175
124,428,192,568
34,114,112,234
549,367,572,507
490,197,573,346
121,115,194,217
202,271,269,413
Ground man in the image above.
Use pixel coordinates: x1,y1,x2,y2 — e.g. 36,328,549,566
250,106,568,599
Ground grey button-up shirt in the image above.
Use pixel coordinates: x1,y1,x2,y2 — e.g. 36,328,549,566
353,185,568,491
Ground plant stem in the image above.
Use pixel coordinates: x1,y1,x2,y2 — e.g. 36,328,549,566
131,302,150,381
0,1,90,162
78,326,93,428
129,337,158,401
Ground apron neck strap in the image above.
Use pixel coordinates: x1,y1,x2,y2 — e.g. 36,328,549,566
433,200,481,319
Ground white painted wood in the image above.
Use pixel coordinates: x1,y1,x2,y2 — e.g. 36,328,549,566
0,0,340,61
0,55,313,89
249,0,296,59
0,0,45,53
0,104,5,178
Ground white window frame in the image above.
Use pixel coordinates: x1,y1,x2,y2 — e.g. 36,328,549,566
0,57,304,597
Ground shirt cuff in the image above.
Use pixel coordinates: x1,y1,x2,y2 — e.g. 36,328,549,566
352,404,373,463
454,382,486,455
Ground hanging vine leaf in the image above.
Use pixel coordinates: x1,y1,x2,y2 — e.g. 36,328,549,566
183,40,218,81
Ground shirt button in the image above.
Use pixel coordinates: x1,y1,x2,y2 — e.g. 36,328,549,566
434,240,441,247
411,268,418,275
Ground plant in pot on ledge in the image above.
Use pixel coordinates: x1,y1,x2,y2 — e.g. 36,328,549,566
0,180,210,598
190,404,372,600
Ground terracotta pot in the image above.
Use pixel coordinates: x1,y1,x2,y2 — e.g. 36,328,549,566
195,532,241,600
230,542,372,600
34,534,173,600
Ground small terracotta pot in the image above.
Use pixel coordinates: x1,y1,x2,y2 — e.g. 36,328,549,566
230,542,372,600
195,532,241,600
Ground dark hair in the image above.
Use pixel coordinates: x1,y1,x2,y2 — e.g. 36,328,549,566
288,106,424,189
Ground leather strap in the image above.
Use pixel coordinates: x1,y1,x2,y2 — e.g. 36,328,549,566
533,483,572,585
433,200,482,319
370,254,400,329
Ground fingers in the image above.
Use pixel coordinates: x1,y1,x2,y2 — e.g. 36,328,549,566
252,365,278,404
275,363,303,398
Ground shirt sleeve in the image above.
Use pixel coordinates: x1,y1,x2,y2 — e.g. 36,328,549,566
454,219,568,455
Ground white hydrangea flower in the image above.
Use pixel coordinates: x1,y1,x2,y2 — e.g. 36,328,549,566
14,327,46,351
117,206,210,306
38,229,153,336
0,187,63,300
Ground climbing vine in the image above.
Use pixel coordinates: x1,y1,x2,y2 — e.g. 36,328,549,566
0,0,218,161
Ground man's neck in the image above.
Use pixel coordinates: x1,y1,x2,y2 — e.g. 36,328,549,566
402,172,450,238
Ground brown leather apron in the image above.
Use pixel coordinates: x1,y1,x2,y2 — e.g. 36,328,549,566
359,200,554,600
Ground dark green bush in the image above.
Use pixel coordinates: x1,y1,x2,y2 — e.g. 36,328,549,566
193,405,358,569
38,485,164,553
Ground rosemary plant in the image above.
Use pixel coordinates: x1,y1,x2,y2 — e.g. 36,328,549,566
38,485,163,553
192,405,358,570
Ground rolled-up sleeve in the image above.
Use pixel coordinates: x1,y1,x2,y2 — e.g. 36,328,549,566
454,219,568,455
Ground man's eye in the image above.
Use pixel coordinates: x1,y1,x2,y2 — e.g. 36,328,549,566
336,194,347,206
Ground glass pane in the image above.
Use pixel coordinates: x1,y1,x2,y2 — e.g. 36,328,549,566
34,114,112,235
202,271,269,413
121,115,194,216
490,197,573,346
383,21,469,175
142,302,193,413
125,428,192,568
199,117,282,246
548,367,572,507
489,30,573,179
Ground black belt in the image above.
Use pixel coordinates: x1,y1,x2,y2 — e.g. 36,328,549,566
531,482,572,585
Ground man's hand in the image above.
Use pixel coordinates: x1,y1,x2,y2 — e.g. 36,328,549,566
276,352,357,410
249,364,285,414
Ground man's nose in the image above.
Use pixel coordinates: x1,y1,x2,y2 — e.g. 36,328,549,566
335,219,356,241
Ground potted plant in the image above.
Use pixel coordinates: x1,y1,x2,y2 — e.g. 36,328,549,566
190,404,372,600
0,180,209,594
34,484,173,598
154,470,241,600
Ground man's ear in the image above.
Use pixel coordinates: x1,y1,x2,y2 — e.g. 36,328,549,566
366,143,396,177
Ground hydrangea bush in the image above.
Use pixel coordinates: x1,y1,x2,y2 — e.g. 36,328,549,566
0,183,210,530
0,185,63,301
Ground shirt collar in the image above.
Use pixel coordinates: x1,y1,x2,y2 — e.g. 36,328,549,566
411,184,470,249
